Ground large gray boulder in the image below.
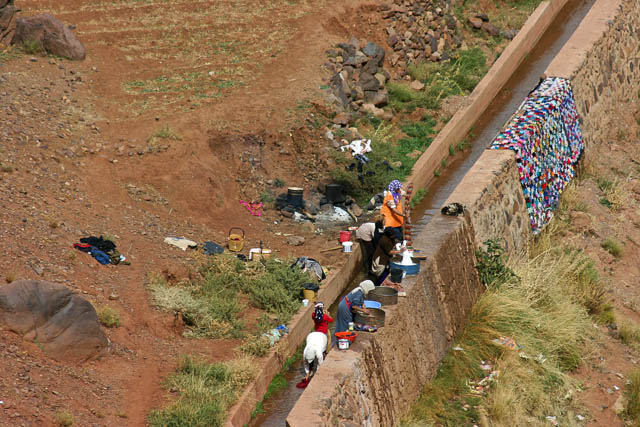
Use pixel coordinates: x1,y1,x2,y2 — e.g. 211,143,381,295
0,280,108,362
12,13,85,59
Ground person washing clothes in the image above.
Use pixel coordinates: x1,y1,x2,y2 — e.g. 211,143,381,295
381,179,410,242
335,280,375,341
371,228,404,284
355,215,385,272
303,331,328,382
312,302,334,336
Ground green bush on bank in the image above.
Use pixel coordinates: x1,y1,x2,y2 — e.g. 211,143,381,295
403,242,601,426
149,255,309,339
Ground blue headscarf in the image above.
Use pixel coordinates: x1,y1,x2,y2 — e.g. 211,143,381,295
388,180,403,203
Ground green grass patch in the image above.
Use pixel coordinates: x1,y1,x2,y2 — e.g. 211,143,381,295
602,238,623,258
409,188,427,208
390,48,487,113
148,355,256,427
148,255,309,339
619,322,640,349
53,410,74,426
404,245,596,426
624,369,640,423
148,126,182,142
97,306,121,328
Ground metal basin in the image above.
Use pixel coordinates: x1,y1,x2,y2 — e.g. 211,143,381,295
389,260,420,276
368,286,398,306
354,307,385,327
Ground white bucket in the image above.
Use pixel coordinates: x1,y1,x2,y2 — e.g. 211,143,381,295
338,339,350,350
342,241,353,253
302,299,309,307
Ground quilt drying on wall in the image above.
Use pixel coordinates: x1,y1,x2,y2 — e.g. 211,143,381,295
490,77,584,234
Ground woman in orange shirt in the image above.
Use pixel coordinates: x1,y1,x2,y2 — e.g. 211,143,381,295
380,179,409,242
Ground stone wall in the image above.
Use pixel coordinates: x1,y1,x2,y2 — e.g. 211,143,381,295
445,150,531,253
547,0,639,149
287,1,640,425
288,212,485,426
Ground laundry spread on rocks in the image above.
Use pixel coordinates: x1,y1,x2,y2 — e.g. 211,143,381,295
490,77,584,234
73,236,129,265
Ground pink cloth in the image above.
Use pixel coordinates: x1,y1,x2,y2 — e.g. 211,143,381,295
240,200,262,217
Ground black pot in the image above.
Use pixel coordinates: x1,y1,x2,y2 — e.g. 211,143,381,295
287,187,304,208
390,269,403,283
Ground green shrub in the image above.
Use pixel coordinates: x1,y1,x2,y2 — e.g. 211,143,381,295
53,410,74,426
409,188,427,208
625,369,640,422
602,238,622,257
148,355,256,427
98,306,121,328
22,39,44,55
239,335,271,357
475,239,518,287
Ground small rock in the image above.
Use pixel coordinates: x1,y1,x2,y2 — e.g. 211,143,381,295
481,22,500,37
286,236,305,246
410,80,425,91
612,395,626,414
468,16,483,29
501,29,518,40
475,13,489,22
391,161,402,168
108,293,119,301
332,112,351,126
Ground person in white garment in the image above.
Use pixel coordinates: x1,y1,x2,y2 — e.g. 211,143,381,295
303,331,328,381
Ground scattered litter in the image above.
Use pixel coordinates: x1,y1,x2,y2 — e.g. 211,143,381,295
467,370,500,394
276,325,289,334
240,200,262,217
492,336,520,350
293,212,311,223
606,388,614,395
0,400,3,405
73,235,129,265
615,372,625,379
296,378,310,389
164,237,197,251
340,138,372,156
291,257,326,281
480,362,492,371
452,346,464,352
536,353,547,364
315,206,353,223
613,385,620,391
262,328,282,346
354,323,377,333
545,415,558,426
576,414,585,421
202,241,224,255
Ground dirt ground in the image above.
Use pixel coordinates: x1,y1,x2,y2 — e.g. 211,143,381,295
0,0,383,425
1,0,639,426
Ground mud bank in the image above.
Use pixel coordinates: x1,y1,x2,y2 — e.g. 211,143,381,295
285,0,640,425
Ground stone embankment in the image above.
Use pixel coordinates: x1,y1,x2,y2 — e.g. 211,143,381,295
286,0,640,425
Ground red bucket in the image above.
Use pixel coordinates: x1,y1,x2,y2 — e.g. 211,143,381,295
339,231,352,243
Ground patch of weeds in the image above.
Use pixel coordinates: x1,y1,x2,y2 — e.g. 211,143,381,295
148,355,256,427
404,248,591,426
599,198,612,208
148,255,308,338
409,188,427,208
21,39,44,55
602,238,622,258
618,322,640,348
148,126,182,142
449,145,455,156
239,335,271,357
252,345,303,417
441,159,447,168
475,239,518,287
273,178,285,188
596,177,614,193
392,48,487,112
434,169,440,177
259,191,274,204
624,369,640,422
53,410,74,426
98,306,121,328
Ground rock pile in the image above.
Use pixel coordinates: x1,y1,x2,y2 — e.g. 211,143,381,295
467,13,517,40
379,0,462,70
0,0,17,48
324,37,392,121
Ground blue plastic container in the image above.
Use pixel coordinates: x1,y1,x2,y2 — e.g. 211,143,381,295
389,261,420,276
364,300,382,309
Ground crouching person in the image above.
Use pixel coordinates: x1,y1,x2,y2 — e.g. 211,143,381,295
303,331,328,381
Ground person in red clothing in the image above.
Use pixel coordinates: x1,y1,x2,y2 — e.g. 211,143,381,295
312,302,334,336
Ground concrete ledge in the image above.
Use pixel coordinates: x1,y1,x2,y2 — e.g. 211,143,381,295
545,0,622,79
226,246,363,426
407,0,570,190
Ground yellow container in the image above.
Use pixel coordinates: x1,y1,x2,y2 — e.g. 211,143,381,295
302,289,316,303
228,227,245,252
